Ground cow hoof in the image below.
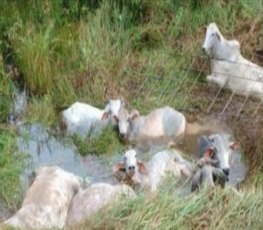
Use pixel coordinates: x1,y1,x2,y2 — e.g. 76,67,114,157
206,75,213,82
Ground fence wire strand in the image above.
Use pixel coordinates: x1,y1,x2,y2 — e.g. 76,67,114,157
133,55,263,120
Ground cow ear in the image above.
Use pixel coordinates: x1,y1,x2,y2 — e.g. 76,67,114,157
230,142,240,150
101,112,109,120
215,32,221,41
113,162,125,172
204,147,215,158
113,115,119,123
137,161,147,175
120,97,125,108
130,109,140,121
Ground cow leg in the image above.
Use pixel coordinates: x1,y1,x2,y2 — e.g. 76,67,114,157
207,74,227,87
191,169,202,192
212,168,226,188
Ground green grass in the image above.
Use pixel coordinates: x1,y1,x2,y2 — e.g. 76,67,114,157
72,126,125,155
0,131,25,211
0,55,15,122
0,0,262,228
1,0,261,123
73,186,263,230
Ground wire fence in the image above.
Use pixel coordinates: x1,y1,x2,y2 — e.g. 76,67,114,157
131,55,263,123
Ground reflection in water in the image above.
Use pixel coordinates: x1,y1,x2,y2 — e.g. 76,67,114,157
17,123,121,191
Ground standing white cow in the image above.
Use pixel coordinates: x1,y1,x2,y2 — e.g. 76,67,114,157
3,166,82,229
113,149,192,192
61,98,124,136
203,22,263,98
66,183,136,227
114,106,186,147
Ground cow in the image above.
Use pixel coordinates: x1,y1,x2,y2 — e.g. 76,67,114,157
114,106,186,148
113,149,191,192
66,183,136,227
61,98,125,136
4,166,82,229
203,22,263,98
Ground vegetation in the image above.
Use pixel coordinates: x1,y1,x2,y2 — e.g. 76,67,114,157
0,0,262,229
72,126,124,155
0,55,15,122
78,186,263,230
0,131,25,211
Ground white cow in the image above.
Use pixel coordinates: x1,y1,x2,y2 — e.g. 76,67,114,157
66,183,136,227
198,134,240,178
203,22,263,98
113,149,192,192
114,106,186,147
61,98,124,136
4,166,81,229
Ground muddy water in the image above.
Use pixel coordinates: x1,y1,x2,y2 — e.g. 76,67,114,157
182,116,247,187
13,115,246,199
0,117,246,222
17,116,247,191
135,116,247,188
17,123,121,191
180,116,232,155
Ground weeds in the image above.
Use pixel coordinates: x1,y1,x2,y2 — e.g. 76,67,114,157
0,56,15,122
1,0,262,119
0,0,262,228
0,131,25,211
74,186,263,230
72,126,124,155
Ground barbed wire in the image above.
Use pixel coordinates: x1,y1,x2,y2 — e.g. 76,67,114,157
132,55,263,120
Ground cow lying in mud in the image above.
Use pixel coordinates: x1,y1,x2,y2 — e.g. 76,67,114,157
191,148,226,192
203,22,263,98
114,133,240,193
113,149,192,192
199,134,240,178
61,98,125,136
2,166,135,229
66,183,136,227
191,134,240,191
4,166,82,229
114,106,186,148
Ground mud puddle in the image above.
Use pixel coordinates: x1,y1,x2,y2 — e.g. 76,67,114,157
11,117,245,200
17,123,121,191
16,115,247,190
0,116,247,222
136,115,247,189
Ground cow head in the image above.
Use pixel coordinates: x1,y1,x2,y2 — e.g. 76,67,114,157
113,149,147,184
113,108,140,140
202,22,222,56
101,98,125,122
200,134,240,177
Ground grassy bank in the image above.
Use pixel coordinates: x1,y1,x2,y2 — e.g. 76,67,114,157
1,0,262,120
0,0,263,228
76,186,263,230
0,131,25,212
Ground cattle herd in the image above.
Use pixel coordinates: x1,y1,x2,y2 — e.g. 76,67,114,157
2,22,262,229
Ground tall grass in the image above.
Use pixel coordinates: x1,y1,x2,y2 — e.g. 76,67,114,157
73,186,263,230
0,131,25,211
0,1,262,227
0,56,15,122
2,0,261,110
